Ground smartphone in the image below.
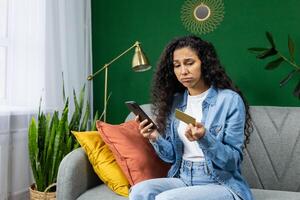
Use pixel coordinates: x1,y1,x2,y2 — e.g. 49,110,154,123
125,101,158,130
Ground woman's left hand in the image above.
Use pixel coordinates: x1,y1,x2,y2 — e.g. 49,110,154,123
185,122,206,141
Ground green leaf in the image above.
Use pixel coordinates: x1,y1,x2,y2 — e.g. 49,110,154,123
66,136,73,155
256,48,278,59
279,70,297,87
73,142,80,149
69,89,81,131
63,116,70,150
79,85,86,112
50,102,68,182
45,111,59,186
266,32,275,48
69,107,80,131
38,97,42,118
28,118,39,189
91,111,99,131
37,112,46,167
288,35,295,62
80,101,90,131
52,149,63,184
248,47,268,53
36,161,45,191
293,79,300,98
42,114,51,167
265,57,284,70
62,72,66,103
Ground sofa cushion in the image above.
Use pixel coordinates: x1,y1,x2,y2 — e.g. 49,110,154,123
77,184,127,200
242,106,300,192
252,188,300,200
73,131,130,197
96,120,170,186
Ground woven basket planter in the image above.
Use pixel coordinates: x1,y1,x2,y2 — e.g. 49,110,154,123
29,183,56,200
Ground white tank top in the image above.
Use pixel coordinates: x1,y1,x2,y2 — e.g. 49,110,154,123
177,89,209,162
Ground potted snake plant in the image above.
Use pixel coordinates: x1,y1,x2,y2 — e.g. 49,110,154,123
28,85,100,199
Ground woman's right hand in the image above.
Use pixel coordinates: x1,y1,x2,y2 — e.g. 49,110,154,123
135,115,159,142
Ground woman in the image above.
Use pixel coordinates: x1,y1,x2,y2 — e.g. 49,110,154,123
129,35,254,200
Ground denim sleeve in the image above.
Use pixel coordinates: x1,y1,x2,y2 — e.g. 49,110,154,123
150,113,176,164
198,94,245,172
150,134,175,164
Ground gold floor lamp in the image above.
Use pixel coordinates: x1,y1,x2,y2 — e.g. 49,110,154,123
87,41,151,122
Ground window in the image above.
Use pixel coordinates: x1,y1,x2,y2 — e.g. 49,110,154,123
0,0,46,109
0,0,91,111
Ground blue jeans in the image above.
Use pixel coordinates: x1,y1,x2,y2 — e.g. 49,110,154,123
129,160,241,200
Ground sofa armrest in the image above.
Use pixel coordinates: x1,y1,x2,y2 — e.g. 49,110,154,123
57,148,102,200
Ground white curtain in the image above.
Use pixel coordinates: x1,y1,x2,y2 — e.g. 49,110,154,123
0,0,93,199
44,0,93,110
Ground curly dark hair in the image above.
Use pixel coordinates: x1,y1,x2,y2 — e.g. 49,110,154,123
151,35,252,146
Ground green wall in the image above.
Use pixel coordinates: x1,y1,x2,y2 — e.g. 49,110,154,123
91,0,300,123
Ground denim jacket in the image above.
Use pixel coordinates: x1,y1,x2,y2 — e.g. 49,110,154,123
151,86,254,200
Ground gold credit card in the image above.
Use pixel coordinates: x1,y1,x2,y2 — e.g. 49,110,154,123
175,109,196,125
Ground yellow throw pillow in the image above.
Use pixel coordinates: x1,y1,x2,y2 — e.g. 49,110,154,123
72,131,130,197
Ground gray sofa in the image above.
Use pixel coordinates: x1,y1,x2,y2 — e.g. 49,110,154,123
57,106,300,200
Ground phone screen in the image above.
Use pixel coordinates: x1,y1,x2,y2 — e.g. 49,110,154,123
125,101,158,130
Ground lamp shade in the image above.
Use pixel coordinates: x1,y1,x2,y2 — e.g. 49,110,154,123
132,44,151,72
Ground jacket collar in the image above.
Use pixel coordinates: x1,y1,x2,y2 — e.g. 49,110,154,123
177,86,218,108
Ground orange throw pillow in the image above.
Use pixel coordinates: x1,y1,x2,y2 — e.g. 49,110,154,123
96,120,170,186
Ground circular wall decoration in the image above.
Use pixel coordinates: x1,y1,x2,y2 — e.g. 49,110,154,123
181,0,225,35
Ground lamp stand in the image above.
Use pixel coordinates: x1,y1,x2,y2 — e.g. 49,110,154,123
87,41,151,122
104,67,108,122
97,44,137,122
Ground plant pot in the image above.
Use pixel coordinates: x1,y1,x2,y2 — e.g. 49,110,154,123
29,183,56,200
